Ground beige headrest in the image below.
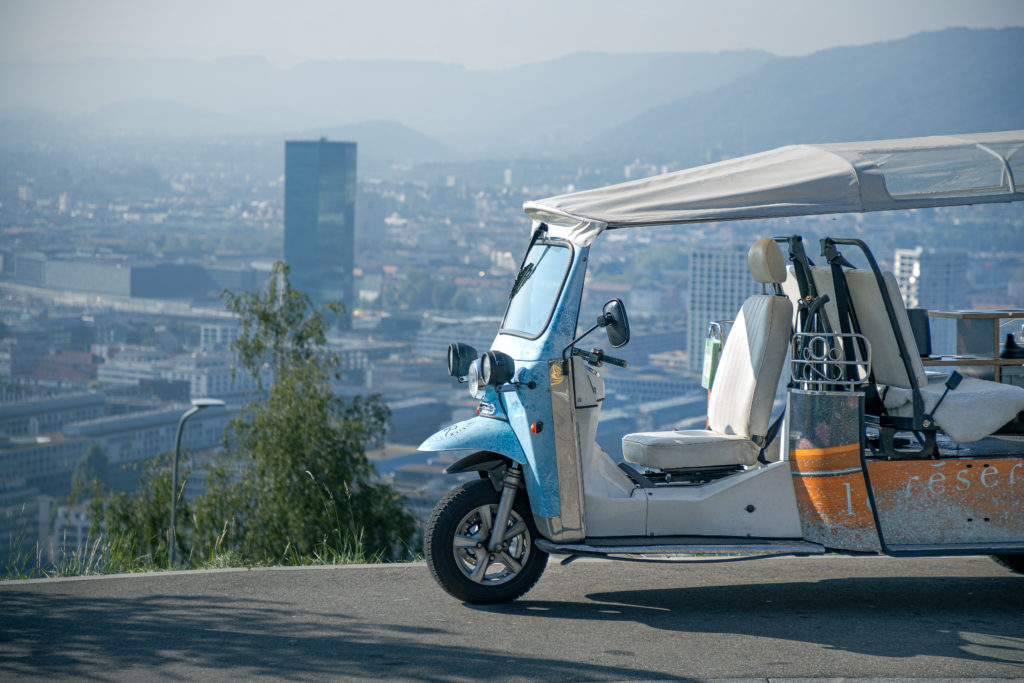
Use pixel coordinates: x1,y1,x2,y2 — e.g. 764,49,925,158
748,238,787,284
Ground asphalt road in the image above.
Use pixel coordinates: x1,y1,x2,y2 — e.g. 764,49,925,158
2,555,1023,681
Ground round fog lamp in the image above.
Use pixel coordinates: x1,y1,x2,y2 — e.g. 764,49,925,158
466,359,486,399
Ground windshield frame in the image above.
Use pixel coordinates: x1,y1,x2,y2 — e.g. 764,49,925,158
499,238,575,341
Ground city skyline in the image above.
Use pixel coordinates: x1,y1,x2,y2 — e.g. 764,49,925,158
2,3,1023,577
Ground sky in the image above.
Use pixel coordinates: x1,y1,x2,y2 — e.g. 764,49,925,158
2,0,1023,69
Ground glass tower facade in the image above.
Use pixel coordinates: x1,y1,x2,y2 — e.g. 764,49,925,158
687,247,761,373
284,139,357,318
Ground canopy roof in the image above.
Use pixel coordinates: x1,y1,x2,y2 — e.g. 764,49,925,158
523,131,1024,246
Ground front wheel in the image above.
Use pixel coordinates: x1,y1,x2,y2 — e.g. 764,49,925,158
992,554,1024,574
425,478,548,604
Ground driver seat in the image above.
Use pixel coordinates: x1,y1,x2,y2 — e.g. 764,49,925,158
621,238,793,469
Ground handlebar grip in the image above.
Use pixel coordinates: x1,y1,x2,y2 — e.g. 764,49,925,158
570,347,627,367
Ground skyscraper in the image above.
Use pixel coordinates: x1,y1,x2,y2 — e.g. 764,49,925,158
687,247,761,373
894,246,967,355
284,139,357,317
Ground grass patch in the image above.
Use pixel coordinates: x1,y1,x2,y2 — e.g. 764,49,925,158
3,526,408,580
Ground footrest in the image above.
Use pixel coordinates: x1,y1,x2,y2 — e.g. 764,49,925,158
536,537,826,557
885,542,1024,557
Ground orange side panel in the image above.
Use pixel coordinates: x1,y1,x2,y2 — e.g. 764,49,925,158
867,458,1024,545
790,443,862,474
791,443,880,551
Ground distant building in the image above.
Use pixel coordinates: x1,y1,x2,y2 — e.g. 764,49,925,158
53,503,91,558
0,479,40,565
284,139,357,318
12,254,257,302
200,323,241,353
414,318,498,361
45,259,132,297
0,339,45,380
35,351,97,383
0,392,108,438
0,404,228,497
96,346,169,386
386,397,452,446
894,247,967,355
13,251,46,287
157,352,256,403
355,189,386,248
602,372,702,405
686,247,760,373
97,346,256,404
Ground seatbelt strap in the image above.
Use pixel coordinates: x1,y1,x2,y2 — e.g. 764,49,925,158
785,235,817,334
822,242,858,383
820,239,884,408
756,410,786,464
786,236,814,298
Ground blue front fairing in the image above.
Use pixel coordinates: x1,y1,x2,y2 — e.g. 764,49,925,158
420,238,589,520
419,415,526,460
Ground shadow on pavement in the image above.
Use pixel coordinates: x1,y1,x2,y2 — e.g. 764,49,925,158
0,590,660,681
477,574,1024,665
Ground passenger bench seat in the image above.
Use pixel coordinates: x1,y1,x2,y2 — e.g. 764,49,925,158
822,265,1024,443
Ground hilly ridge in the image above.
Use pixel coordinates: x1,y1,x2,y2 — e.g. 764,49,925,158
589,28,1024,164
0,49,772,157
1,28,1022,165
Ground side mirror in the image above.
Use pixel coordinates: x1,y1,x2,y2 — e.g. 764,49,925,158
601,299,630,348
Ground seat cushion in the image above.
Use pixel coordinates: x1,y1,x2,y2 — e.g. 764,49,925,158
622,430,760,470
881,375,1024,443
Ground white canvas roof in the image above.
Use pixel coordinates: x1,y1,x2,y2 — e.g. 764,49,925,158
524,131,1024,246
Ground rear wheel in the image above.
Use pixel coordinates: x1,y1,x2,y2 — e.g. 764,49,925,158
992,554,1024,574
426,478,547,604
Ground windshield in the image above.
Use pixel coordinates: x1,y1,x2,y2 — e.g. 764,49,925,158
500,241,573,338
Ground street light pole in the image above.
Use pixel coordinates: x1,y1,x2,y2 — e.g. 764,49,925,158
171,398,225,568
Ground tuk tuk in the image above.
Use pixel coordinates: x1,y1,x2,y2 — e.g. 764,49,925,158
419,131,1024,603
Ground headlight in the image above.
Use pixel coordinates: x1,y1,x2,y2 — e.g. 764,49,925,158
447,342,477,378
466,359,486,399
481,350,515,386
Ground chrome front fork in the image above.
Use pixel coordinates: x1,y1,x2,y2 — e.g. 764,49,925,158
487,463,523,552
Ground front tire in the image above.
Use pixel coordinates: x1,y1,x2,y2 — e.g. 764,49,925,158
426,478,548,604
992,554,1024,574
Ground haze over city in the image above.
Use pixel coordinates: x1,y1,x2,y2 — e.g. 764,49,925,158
1,0,1023,611
4,0,1024,67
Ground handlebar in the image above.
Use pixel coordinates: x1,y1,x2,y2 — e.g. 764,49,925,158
571,347,628,368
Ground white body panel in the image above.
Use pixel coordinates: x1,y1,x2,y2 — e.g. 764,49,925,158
644,461,802,538
574,375,648,537
579,424,802,539
572,345,801,540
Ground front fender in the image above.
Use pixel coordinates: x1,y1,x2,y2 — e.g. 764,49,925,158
419,417,527,467
419,417,557,518
445,451,509,475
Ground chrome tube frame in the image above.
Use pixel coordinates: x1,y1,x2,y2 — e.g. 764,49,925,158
791,332,872,392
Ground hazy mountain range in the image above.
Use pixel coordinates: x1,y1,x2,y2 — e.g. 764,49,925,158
1,27,1022,165
594,28,1024,164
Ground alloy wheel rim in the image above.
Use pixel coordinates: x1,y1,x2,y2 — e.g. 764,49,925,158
451,503,531,585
